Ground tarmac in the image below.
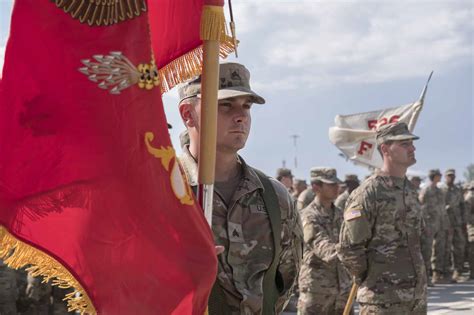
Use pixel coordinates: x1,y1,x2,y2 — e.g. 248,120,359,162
283,277,474,315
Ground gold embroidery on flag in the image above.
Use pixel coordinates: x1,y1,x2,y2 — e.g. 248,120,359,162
145,132,194,206
51,0,147,26
0,226,96,315
79,52,159,94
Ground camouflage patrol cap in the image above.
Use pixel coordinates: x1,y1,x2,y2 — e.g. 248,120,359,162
344,174,359,183
178,62,265,104
375,122,419,145
428,169,441,177
276,168,293,179
310,167,342,184
445,168,456,176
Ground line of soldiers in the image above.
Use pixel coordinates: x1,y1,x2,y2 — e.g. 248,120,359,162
0,264,72,315
276,127,474,314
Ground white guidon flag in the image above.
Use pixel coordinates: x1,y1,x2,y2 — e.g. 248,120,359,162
329,72,433,169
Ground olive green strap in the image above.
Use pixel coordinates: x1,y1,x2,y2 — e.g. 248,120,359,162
254,169,282,315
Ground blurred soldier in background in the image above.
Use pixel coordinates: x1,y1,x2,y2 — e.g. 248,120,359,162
276,168,294,194
0,259,18,315
464,181,474,279
410,175,422,192
292,179,308,200
442,169,466,282
297,168,317,211
419,169,445,285
298,168,351,315
335,174,360,210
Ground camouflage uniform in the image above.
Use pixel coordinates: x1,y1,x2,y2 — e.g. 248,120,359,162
334,190,349,211
23,274,52,315
419,175,446,277
297,187,315,211
298,168,351,315
442,174,466,275
0,260,18,315
337,124,426,314
464,182,474,278
179,147,303,314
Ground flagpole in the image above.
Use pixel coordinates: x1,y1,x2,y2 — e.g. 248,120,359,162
198,0,225,226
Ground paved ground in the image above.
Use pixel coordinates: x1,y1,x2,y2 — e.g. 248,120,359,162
283,277,474,315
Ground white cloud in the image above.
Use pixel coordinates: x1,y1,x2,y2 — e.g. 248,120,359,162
232,0,473,88
0,45,4,79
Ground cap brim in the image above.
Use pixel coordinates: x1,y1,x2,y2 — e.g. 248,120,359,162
387,134,419,141
318,177,343,184
199,87,265,104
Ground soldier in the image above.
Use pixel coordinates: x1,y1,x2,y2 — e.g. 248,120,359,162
298,168,352,315
0,259,18,315
23,274,52,315
419,169,446,285
296,168,318,211
464,181,474,279
276,168,294,194
442,169,466,282
292,179,307,200
335,174,360,210
410,175,422,191
337,122,427,314
178,62,303,314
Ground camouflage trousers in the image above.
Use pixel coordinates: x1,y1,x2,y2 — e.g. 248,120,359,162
421,230,435,275
297,291,351,315
445,227,466,272
0,302,17,315
469,242,474,276
359,299,427,315
432,229,448,273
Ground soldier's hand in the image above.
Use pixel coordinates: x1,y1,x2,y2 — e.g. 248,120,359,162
215,245,224,255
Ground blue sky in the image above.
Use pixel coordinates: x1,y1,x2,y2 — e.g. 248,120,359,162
1,0,473,183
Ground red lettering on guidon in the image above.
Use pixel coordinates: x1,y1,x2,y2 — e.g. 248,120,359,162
358,141,373,155
367,115,400,130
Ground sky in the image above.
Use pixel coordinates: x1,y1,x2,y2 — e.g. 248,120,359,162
1,0,473,183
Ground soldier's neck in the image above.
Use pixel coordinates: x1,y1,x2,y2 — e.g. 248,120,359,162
215,151,241,182
381,163,407,178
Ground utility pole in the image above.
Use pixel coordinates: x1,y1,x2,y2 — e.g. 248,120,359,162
290,134,300,169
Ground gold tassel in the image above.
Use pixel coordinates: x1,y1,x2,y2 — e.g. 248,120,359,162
0,226,96,315
158,35,235,93
158,4,236,93
200,5,228,41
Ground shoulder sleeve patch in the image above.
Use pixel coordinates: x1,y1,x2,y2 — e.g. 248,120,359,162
345,206,363,221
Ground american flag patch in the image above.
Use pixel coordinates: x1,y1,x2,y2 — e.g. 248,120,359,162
345,207,363,221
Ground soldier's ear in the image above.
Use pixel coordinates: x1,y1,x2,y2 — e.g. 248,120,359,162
179,103,198,128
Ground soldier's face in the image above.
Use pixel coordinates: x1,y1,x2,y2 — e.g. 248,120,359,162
446,174,455,185
385,140,416,167
215,96,253,153
320,183,339,201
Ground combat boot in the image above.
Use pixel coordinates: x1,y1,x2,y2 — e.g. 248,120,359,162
452,270,464,282
432,271,443,284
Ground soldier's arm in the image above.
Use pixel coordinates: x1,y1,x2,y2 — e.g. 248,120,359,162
270,179,303,300
303,215,338,263
336,188,374,284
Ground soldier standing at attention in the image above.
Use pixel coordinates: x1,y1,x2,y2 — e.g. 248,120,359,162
419,169,447,285
337,122,427,314
292,179,308,200
464,181,474,279
298,168,352,315
178,62,303,314
335,174,360,211
296,168,318,211
276,168,294,195
442,169,466,282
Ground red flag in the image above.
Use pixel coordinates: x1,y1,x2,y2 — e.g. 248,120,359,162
0,1,216,314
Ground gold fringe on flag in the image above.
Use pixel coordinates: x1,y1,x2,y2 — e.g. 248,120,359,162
0,226,96,315
158,5,236,93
